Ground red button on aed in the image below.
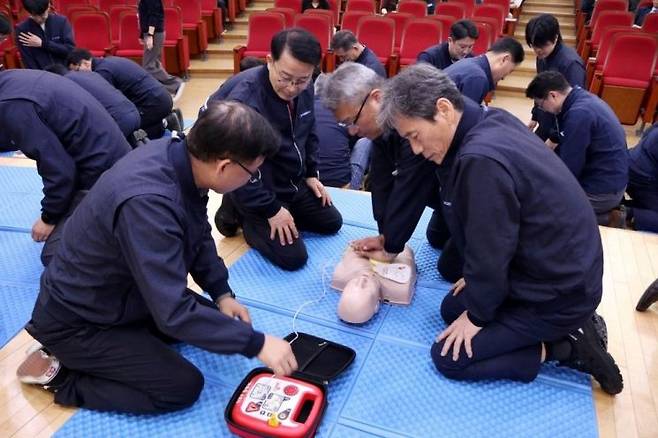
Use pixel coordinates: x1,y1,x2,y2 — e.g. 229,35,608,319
283,385,298,396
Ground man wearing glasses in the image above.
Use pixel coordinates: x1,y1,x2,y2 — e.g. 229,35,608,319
321,62,462,282
15,0,75,70
205,29,343,271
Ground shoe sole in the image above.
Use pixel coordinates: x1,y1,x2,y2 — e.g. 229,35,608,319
581,322,623,395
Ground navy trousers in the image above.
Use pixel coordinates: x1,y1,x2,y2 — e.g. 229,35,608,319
425,209,464,283
627,174,658,232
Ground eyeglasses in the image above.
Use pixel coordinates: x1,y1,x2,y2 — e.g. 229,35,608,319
339,92,370,128
271,62,312,88
234,161,261,184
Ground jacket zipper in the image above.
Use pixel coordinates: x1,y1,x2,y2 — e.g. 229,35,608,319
287,103,303,191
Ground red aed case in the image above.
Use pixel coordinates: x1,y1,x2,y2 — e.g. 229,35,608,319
225,333,356,438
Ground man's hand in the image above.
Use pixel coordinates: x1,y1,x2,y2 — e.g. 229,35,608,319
217,296,251,324
305,177,332,207
351,235,384,252
144,34,154,50
450,278,466,296
436,310,482,361
268,207,298,246
527,120,538,131
18,32,42,47
545,139,558,150
31,218,55,242
257,334,298,376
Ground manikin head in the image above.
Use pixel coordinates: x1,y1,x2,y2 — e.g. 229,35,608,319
338,272,381,324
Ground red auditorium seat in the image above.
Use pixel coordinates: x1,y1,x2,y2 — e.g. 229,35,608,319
590,32,658,124
71,11,115,57
53,0,90,15
346,0,376,13
447,0,474,17
172,0,208,57
164,6,190,77
341,10,372,32
472,4,506,36
114,11,142,63
584,26,636,87
642,12,658,33
98,0,126,11
327,0,340,27
304,8,335,28
67,5,98,18
471,19,494,55
109,5,136,45
233,11,285,73
396,18,443,73
266,7,296,27
397,0,427,17
577,0,627,42
294,13,335,71
386,12,413,51
434,2,466,20
356,15,395,75
274,0,302,12
577,10,633,60
200,0,224,40
428,14,456,39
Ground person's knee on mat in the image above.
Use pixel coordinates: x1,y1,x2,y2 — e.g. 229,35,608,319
440,293,464,324
430,341,470,381
274,249,308,271
323,211,343,235
437,254,462,283
153,364,204,412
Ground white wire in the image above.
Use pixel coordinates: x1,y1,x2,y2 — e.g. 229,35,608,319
288,258,336,346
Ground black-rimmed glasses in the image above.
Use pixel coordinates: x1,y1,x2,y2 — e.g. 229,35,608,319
235,161,261,184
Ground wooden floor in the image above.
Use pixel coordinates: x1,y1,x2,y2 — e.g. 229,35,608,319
0,8,655,435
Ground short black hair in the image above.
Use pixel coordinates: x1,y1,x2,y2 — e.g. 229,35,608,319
22,0,49,15
330,30,358,52
190,101,280,162
0,14,11,36
44,63,69,75
488,36,525,64
271,28,322,66
525,14,562,47
239,56,266,71
67,48,93,67
525,71,570,99
450,19,479,40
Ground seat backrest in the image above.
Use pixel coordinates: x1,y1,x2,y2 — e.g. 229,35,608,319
483,0,510,13
341,10,372,32
636,0,652,8
386,12,413,49
590,0,627,26
293,13,332,52
356,15,395,58
110,5,136,41
642,12,658,33
471,19,493,54
172,0,202,23
594,26,636,69
446,0,474,17
246,12,286,51
591,11,633,47
266,7,295,27
434,2,465,20
304,8,335,28
346,0,376,13
164,6,184,39
274,0,302,12
327,0,340,26
400,19,443,61
71,11,112,53
117,11,141,50
472,4,505,36
99,0,126,12
428,14,455,39
67,5,98,18
603,32,657,83
397,0,427,17
200,0,218,11
53,0,89,15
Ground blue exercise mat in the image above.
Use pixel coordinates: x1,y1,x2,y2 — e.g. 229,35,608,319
0,191,43,232
326,188,434,241
0,165,42,194
0,282,39,347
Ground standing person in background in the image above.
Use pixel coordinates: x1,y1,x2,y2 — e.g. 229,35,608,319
138,0,185,102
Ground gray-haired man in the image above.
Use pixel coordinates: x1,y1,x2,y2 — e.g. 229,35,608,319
379,63,622,395
321,62,461,281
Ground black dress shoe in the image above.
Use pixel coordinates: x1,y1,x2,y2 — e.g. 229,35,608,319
636,279,658,312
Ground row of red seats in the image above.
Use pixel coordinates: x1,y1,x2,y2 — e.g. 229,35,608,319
234,9,501,76
574,0,658,125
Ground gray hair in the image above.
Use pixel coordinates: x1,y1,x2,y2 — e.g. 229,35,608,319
378,63,464,129
314,72,328,95
320,62,385,111
330,30,358,52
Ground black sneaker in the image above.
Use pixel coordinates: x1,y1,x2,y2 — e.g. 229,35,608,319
591,312,608,351
562,318,623,395
214,196,241,237
636,279,658,312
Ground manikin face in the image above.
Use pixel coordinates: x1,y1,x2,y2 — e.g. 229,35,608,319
531,37,558,60
266,49,314,102
448,37,476,60
393,99,459,165
333,89,383,140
